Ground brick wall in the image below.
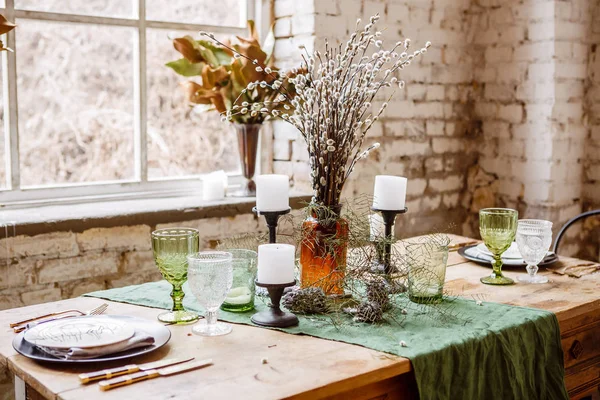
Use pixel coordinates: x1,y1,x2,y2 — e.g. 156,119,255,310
462,0,599,258
273,0,479,237
583,0,600,259
271,0,599,253
0,214,265,311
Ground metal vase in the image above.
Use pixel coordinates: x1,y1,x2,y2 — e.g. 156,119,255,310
232,123,261,197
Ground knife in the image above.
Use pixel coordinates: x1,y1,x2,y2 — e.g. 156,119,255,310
79,357,195,384
98,358,213,391
14,314,76,333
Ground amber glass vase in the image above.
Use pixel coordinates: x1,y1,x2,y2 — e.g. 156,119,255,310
299,205,349,295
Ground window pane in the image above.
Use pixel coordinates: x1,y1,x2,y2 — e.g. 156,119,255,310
16,20,135,187
146,29,240,179
146,0,244,27
0,59,5,190
15,0,135,18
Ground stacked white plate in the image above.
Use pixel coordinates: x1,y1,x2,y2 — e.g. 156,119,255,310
14,315,171,363
464,242,556,266
23,316,135,350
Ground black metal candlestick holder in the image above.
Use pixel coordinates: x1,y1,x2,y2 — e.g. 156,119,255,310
371,207,408,275
251,280,299,328
252,206,291,243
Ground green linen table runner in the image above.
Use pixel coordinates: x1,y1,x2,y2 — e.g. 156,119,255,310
86,281,568,400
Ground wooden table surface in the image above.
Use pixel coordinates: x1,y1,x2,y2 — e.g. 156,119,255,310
0,235,598,400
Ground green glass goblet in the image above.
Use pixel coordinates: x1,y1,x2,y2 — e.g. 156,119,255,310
479,208,518,285
151,228,200,324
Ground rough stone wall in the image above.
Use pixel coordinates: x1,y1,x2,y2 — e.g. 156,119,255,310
0,214,263,311
273,0,480,238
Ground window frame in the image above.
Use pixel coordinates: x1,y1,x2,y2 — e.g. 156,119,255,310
0,0,262,207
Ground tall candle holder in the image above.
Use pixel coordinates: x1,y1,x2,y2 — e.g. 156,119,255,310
251,280,299,328
371,207,408,275
253,206,291,243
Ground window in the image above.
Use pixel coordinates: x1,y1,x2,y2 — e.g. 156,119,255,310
0,0,257,206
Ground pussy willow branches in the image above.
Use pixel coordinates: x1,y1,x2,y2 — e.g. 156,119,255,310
201,15,431,206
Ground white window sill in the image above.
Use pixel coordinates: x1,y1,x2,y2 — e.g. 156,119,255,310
0,193,312,236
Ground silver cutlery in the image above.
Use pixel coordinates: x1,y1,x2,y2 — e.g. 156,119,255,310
79,356,194,383
98,358,213,390
13,303,108,333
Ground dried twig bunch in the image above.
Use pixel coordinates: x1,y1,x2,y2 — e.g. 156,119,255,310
200,15,430,206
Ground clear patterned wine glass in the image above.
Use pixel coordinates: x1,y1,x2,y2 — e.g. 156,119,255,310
187,251,233,336
516,219,553,284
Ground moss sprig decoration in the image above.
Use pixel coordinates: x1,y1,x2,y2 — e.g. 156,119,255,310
282,287,328,314
366,279,391,311
350,301,383,323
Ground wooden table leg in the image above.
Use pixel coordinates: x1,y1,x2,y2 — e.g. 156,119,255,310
14,376,25,400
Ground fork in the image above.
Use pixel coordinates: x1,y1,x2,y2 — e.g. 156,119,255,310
13,303,109,333
9,303,108,328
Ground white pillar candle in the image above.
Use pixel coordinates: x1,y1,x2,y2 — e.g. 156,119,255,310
369,213,385,241
202,171,227,201
257,243,295,284
255,174,290,212
372,175,407,211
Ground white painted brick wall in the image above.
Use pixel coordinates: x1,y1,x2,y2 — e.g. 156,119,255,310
470,0,598,256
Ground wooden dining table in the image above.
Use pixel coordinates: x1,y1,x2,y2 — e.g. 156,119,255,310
0,235,598,400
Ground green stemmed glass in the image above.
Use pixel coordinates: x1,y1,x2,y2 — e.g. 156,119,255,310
151,228,200,324
479,208,518,285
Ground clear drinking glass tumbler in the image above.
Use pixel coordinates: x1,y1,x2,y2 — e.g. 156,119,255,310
407,242,449,303
220,249,257,312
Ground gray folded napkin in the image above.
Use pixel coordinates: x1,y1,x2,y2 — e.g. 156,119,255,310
37,330,155,360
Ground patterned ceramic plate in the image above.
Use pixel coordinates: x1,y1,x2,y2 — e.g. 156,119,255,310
13,315,171,364
475,242,524,259
459,244,558,267
23,316,135,349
